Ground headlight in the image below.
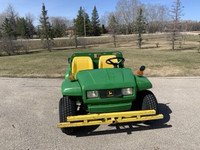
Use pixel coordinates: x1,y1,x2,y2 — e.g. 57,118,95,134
87,90,98,98
122,88,133,95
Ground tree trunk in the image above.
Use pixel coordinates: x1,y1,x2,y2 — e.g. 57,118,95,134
172,30,175,50
75,35,78,48
113,34,116,48
172,40,174,50
138,33,142,49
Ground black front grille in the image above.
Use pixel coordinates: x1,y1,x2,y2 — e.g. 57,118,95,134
99,89,122,98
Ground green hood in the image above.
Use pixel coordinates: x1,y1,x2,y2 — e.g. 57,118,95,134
76,68,135,90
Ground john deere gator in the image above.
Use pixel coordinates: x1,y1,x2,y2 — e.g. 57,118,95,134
57,51,163,135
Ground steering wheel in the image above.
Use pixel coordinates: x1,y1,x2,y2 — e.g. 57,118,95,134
106,57,125,68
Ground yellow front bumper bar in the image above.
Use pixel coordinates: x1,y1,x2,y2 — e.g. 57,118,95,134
57,110,163,128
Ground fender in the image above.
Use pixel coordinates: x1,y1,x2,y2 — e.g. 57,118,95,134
64,65,71,80
61,80,82,96
135,75,152,91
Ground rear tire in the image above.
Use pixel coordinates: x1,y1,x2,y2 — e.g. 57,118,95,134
59,96,76,135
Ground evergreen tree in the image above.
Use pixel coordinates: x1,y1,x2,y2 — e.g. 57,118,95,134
17,17,28,38
36,25,41,38
53,23,65,37
134,8,146,49
15,16,34,39
84,13,91,36
1,5,18,39
74,7,84,36
39,3,53,51
170,0,184,50
101,24,107,34
6,4,18,39
25,15,35,39
74,7,91,36
1,18,13,37
1,18,16,55
51,17,68,37
91,6,100,36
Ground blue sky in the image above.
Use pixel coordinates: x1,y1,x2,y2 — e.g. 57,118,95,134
0,0,200,25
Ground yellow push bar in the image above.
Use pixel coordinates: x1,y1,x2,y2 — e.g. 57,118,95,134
57,110,163,128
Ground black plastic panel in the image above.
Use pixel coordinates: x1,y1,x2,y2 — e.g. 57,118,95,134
99,89,122,98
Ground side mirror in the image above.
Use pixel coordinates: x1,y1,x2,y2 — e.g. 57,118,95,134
140,65,145,71
137,65,145,76
68,58,71,63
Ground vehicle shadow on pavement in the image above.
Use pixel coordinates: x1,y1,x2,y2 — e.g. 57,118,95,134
75,103,172,137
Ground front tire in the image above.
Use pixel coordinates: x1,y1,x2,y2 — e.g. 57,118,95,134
59,96,76,135
141,90,158,124
141,90,158,114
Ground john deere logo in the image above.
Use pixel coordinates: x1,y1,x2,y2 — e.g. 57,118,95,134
108,90,113,96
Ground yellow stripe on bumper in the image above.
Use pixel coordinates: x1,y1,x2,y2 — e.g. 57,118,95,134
57,110,163,128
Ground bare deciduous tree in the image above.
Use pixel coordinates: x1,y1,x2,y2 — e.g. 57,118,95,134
115,0,141,34
0,37,16,55
100,12,110,26
102,1,170,34
144,4,169,33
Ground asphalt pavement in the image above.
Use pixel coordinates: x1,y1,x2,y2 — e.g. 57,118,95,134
0,77,200,150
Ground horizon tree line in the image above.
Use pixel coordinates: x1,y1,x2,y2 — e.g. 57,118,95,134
0,1,198,40
0,0,198,54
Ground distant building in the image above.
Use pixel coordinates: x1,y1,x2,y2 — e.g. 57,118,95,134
66,27,74,37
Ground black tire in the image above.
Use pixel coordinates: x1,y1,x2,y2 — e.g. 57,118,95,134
140,90,158,124
59,96,76,135
141,90,158,114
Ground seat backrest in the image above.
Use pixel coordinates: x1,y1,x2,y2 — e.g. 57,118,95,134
98,55,118,69
71,56,93,76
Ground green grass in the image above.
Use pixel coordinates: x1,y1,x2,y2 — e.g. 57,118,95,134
0,40,200,78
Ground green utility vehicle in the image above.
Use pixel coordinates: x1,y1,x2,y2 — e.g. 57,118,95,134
58,51,163,135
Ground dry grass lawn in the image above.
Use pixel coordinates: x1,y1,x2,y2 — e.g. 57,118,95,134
0,35,200,78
